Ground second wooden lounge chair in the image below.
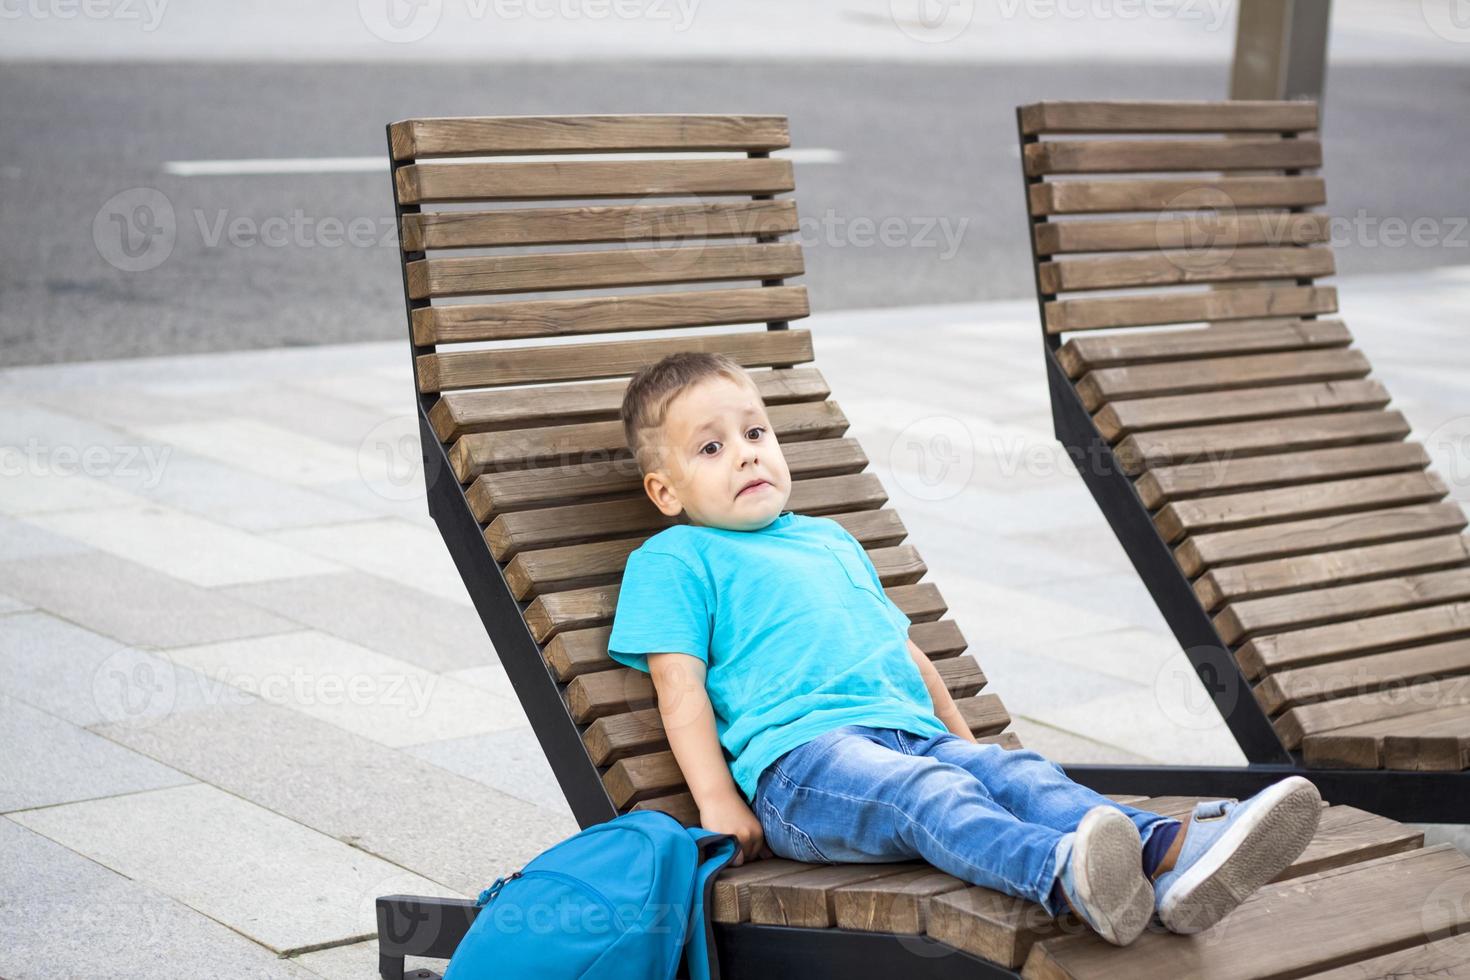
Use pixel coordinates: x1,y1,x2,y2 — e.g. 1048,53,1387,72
375,112,1470,979
1015,98,1470,823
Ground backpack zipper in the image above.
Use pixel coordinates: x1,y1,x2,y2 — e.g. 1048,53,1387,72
476,868,620,921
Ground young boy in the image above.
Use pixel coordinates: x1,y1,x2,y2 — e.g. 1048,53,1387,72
607,351,1323,946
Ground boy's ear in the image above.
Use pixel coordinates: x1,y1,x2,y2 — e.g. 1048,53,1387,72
643,470,684,518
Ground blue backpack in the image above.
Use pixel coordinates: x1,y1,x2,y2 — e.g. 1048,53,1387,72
442,810,740,980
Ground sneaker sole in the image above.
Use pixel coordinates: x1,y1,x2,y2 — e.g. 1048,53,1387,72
1072,807,1153,946
1157,776,1322,934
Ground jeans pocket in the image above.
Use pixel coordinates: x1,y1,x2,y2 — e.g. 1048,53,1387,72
759,798,830,864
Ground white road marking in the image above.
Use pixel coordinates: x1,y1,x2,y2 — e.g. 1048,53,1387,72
163,148,844,176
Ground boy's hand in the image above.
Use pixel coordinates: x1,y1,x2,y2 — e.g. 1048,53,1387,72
699,791,774,866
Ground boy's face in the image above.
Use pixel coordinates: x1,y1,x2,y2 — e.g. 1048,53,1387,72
641,375,792,531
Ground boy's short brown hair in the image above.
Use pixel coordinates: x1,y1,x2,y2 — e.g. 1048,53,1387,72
621,352,760,474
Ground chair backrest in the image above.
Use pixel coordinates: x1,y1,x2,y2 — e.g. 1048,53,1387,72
1017,99,1470,763
389,114,1011,824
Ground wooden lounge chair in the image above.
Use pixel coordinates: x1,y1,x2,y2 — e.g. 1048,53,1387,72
376,113,1470,979
1016,98,1470,823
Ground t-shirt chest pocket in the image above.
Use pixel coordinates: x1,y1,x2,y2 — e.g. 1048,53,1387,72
821,543,886,603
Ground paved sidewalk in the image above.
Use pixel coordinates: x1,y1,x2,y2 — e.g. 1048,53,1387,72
2,266,1469,976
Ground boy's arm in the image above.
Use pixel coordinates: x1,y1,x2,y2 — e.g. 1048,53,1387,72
648,651,773,863
907,638,977,743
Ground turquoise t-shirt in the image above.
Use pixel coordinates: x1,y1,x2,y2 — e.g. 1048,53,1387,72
606,510,948,805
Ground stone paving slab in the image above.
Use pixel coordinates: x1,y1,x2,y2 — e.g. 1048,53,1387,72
291,938,440,980
26,503,341,587
8,782,462,955
224,571,495,674
266,518,474,607
0,695,193,812
0,818,321,980
404,724,574,814
137,417,367,487
0,612,256,728
91,699,580,895
0,514,92,562
0,553,297,649
162,629,525,747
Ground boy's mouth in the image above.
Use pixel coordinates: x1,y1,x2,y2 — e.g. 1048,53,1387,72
736,479,771,498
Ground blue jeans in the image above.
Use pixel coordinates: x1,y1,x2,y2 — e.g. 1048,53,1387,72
753,724,1179,918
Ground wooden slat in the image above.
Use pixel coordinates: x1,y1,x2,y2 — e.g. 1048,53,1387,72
1057,317,1351,378
514,524,919,605
407,242,803,300
486,474,889,560
1384,705,1470,770
1156,470,1446,543
1024,136,1322,176
1020,846,1470,980
1296,683,1470,765
544,615,966,683
1137,442,1428,509
389,114,790,160
430,365,826,441
414,284,810,346
831,867,971,934
1077,348,1369,410
1282,804,1425,881
630,790,701,828
420,327,814,393
468,435,863,523
512,515,909,606
1018,99,1319,135
1045,284,1337,333
1215,568,1470,645
1096,379,1389,441
1299,934,1470,980
402,200,800,251
1256,638,1470,715
530,572,937,646
396,157,794,204
1029,176,1324,216
925,882,1068,970
749,863,928,928
712,858,820,923
1240,602,1470,681
1125,410,1410,481
603,749,682,807
594,675,996,789
1197,535,1470,611
449,398,846,484
582,671,985,767
1037,212,1331,257
910,619,969,660
957,693,1010,736
1040,246,1333,294
1177,503,1468,580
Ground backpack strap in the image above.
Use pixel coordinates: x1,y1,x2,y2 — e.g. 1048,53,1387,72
682,829,740,980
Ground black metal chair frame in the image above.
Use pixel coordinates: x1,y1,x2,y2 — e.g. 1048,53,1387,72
1013,105,1469,824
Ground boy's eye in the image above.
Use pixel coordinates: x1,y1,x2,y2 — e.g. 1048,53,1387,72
747,426,766,440
700,441,720,455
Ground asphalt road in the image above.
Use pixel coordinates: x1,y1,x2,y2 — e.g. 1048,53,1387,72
2,59,1468,365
